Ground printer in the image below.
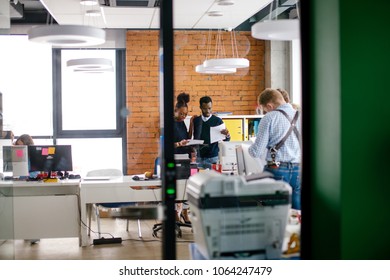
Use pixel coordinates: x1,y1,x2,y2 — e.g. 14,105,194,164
187,170,291,259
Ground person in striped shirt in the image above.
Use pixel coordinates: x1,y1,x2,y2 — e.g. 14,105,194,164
248,88,301,210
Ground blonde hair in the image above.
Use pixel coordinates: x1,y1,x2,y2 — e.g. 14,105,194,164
277,88,290,103
258,88,285,106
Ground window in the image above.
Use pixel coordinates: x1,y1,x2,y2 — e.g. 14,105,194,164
60,50,117,131
0,37,127,174
53,49,127,173
0,35,53,136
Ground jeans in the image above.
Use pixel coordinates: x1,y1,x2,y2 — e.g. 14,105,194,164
264,163,301,210
196,156,219,170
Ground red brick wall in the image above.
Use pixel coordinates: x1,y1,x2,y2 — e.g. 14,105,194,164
126,30,265,175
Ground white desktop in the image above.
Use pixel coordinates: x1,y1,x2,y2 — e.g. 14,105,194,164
218,141,251,173
0,139,13,179
235,142,265,175
2,145,29,178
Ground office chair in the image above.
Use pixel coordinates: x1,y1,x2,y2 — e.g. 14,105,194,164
151,157,192,238
86,169,143,238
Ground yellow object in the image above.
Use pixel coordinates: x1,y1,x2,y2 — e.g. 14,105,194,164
44,178,59,183
285,233,300,255
144,171,153,179
223,119,243,141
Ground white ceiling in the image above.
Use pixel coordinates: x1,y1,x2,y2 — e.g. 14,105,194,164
40,0,272,30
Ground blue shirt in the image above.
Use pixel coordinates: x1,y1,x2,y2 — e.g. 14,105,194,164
248,103,301,163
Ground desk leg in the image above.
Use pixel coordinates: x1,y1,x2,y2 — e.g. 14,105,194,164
79,191,89,247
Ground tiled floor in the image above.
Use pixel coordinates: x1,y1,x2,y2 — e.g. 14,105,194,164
4,218,193,260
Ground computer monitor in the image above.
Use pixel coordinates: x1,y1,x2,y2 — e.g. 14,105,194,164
28,145,73,173
218,141,250,172
2,145,29,177
235,143,265,175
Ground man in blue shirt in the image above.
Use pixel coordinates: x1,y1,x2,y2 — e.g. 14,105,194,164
248,88,301,210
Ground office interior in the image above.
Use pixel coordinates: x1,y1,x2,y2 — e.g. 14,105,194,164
0,0,389,260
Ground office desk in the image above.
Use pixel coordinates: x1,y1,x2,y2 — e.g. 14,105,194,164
79,176,188,246
0,180,80,243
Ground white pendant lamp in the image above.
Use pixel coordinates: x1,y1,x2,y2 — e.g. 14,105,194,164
203,58,249,69
195,64,237,74
251,19,299,41
195,29,249,74
67,58,112,71
28,25,106,47
251,0,300,41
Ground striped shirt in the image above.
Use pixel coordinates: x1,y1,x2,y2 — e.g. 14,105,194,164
248,103,301,163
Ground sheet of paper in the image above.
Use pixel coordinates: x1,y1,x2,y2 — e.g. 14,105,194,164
185,139,204,146
210,123,226,143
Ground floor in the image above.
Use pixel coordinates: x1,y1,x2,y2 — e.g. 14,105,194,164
3,218,194,260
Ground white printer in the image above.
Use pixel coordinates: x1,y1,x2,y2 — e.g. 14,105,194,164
187,170,291,259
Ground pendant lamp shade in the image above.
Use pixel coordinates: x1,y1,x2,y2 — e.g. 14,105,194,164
194,29,249,74
28,25,106,47
195,64,237,74
67,58,112,71
203,58,249,69
251,19,300,41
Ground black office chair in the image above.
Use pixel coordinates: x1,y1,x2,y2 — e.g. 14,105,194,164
151,196,192,238
151,157,192,238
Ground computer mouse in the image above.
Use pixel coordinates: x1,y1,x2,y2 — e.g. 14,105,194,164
132,175,140,181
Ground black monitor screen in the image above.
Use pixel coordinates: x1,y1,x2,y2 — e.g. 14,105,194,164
28,145,73,172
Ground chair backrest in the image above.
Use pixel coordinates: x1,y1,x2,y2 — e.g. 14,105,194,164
236,143,265,175
86,168,123,177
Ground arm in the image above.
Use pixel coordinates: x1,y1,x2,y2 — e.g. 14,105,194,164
248,116,270,158
175,139,189,148
188,115,197,139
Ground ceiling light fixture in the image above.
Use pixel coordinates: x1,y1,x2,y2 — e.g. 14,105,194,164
216,0,235,6
207,11,224,17
66,58,113,71
28,25,106,47
80,0,98,6
251,0,300,41
195,64,236,74
203,58,249,69
73,68,114,74
202,29,249,69
85,9,102,17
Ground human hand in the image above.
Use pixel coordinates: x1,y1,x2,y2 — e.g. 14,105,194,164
221,129,230,138
177,139,189,147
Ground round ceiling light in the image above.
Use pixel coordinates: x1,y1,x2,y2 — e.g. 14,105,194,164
203,58,249,69
67,58,113,71
28,25,106,47
207,11,223,17
80,0,98,6
251,19,300,41
85,9,102,17
74,68,114,74
195,64,236,74
217,0,235,5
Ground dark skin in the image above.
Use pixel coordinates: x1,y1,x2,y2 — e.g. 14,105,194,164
189,101,230,138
